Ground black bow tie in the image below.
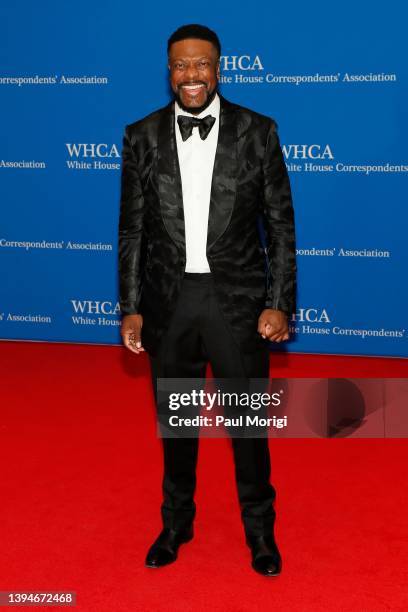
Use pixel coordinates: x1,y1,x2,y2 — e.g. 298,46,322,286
177,114,216,141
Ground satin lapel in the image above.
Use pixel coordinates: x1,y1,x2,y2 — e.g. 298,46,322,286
157,94,238,253
157,100,185,251
206,94,238,251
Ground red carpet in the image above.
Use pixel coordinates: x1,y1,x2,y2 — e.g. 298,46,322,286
1,340,407,611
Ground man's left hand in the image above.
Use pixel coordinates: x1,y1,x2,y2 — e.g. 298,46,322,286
257,309,289,342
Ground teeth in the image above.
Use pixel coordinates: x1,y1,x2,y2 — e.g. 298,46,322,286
182,84,204,90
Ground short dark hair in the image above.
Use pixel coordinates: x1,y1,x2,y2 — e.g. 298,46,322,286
167,24,221,59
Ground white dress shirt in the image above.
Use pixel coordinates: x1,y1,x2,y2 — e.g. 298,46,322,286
174,92,220,273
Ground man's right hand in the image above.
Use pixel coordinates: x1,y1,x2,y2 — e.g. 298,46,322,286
120,314,144,354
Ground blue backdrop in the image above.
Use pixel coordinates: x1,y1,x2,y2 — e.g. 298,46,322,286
1,1,407,357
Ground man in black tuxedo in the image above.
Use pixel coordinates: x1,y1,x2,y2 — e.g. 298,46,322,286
118,24,296,576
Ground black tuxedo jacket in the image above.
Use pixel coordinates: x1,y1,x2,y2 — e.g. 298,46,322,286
118,93,297,356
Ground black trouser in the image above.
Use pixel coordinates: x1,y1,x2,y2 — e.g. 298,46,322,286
148,272,276,538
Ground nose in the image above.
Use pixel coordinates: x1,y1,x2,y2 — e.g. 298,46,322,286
184,62,200,82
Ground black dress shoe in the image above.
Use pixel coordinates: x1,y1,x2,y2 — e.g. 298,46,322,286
246,534,282,576
145,527,194,568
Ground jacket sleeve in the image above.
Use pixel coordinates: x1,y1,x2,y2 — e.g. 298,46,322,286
118,124,145,315
261,119,297,318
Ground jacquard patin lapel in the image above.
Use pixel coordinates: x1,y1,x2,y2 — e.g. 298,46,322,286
157,93,238,253
157,99,185,251
206,94,238,251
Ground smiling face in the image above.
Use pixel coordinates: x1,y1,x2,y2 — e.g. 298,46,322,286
168,38,220,114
